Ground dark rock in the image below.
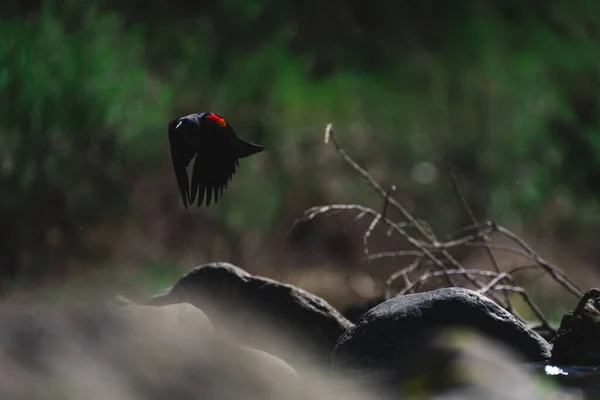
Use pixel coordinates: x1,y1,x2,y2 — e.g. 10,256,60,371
342,296,386,323
332,287,552,371
529,323,557,343
426,329,581,400
359,328,579,400
551,288,600,366
146,262,353,358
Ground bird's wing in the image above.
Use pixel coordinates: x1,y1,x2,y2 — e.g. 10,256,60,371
168,125,196,209
189,134,238,207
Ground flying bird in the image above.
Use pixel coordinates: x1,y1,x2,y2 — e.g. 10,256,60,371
168,112,264,209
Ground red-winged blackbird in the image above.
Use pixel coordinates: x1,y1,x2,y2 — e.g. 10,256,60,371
168,112,264,209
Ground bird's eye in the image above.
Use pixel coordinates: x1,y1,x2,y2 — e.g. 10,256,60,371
205,113,227,127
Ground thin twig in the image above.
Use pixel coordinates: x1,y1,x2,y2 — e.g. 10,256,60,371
364,250,424,262
385,256,423,297
363,186,396,264
398,269,503,296
382,185,395,219
475,264,545,296
432,220,583,299
463,242,537,260
491,285,556,334
444,157,511,311
494,225,584,297
325,124,505,304
290,202,460,286
363,215,381,264
325,123,435,242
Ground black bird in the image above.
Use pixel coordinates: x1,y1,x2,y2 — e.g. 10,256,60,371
168,112,264,209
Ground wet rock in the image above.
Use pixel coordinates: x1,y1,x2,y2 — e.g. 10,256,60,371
396,328,580,400
332,287,552,371
326,328,579,400
532,364,600,400
146,262,353,358
551,288,600,366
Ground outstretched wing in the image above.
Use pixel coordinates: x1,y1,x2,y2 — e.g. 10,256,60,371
168,121,196,209
189,134,238,207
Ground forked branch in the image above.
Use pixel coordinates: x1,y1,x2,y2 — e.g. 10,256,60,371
288,123,584,330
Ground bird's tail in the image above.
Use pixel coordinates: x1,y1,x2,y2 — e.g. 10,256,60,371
236,138,265,159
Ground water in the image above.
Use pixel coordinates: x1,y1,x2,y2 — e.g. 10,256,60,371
528,363,600,398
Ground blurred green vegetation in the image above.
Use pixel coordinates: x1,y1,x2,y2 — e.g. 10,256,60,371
0,2,171,280
1,0,600,288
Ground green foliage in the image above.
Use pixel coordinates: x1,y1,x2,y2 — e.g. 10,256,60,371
3,0,600,279
0,3,170,277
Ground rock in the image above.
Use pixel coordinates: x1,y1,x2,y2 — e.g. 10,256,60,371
332,287,552,371
146,262,353,358
0,304,313,400
551,288,600,366
117,302,215,338
238,346,302,382
0,303,581,400
392,328,581,400
341,296,386,323
328,328,579,400
529,323,557,343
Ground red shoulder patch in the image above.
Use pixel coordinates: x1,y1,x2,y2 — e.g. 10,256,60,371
206,113,227,127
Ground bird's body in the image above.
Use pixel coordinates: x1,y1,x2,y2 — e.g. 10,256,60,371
168,112,264,209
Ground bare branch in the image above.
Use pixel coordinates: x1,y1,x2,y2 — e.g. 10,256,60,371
363,215,381,264
494,225,584,297
364,251,424,262
289,123,583,332
385,256,424,297
397,269,503,297
324,123,436,242
363,185,396,265
324,124,506,304
444,158,510,310
491,285,556,334
463,242,537,260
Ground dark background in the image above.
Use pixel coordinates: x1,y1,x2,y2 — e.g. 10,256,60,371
1,0,599,318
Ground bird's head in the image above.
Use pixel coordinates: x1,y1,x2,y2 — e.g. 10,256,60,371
168,118,182,133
